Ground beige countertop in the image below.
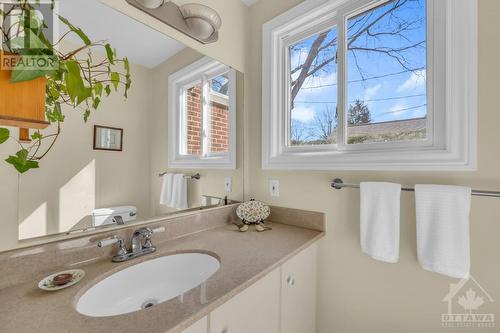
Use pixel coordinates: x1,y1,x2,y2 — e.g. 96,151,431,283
0,220,324,333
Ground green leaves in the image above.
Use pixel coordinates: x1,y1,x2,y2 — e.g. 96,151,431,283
83,109,91,123
124,57,130,72
94,82,103,97
48,83,61,100
46,103,65,123
92,96,101,109
31,131,43,140
58,15,91,45
105,44,115,65
5,150,39,174
123,58,131,98
110,72,120,91
0,128,9,144
65,60,92,105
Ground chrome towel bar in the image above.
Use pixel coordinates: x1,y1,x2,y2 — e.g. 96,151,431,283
331,178,500,198
159,172,201,180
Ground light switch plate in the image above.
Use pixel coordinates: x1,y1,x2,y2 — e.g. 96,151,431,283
225,177,232,192
270,180,280,197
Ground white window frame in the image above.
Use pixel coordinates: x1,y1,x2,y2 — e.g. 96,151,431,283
168,57,237,169
262,0,477,170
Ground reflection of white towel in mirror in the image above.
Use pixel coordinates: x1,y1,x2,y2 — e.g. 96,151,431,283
171,174,188,210
160,173,174,206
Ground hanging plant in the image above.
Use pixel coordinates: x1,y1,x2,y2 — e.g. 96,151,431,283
0,0,131,173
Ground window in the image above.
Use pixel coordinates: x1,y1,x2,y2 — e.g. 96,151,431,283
263,0,477,170
169,57,236,169
345,0,427,145
289,26,338,146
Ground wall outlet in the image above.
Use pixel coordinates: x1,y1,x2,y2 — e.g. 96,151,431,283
225,177,232,192
270,180,280,197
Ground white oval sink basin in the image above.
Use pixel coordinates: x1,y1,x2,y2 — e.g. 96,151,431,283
76,253,220,317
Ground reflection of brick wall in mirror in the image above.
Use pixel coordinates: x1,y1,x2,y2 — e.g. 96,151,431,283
187,85,229,155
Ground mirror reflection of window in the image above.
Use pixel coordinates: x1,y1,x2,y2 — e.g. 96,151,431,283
180,69,233,158
170,57,237,169
184,82,203,156
208,73,230,154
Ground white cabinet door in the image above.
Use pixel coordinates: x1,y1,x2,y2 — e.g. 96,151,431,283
281,244,318,333
210,268,281,333
181,316,208,333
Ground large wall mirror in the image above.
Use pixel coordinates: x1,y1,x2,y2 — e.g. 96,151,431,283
4,0,244,243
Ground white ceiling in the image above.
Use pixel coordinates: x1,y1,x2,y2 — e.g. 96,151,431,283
58,0,186,68
240,0,258,6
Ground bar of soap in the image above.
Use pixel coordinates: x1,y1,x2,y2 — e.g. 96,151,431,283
53,273,73,286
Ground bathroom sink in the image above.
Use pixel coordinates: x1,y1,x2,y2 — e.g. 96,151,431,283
75,253,220,317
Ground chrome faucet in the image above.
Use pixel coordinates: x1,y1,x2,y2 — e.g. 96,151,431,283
131,227,154,253
97,226,165,262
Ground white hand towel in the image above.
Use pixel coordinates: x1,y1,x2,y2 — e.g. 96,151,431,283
360,182,401,263
159,173,174,205
415,185,471,279
171,174,188,210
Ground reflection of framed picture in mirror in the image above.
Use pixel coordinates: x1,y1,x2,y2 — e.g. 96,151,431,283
93,125,123,151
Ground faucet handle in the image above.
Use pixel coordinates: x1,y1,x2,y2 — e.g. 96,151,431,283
97,236,120,247
152,226,165,233
97,236,128,256
142,226,165,249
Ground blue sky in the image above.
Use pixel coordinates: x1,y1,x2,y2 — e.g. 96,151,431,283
290,0,426,139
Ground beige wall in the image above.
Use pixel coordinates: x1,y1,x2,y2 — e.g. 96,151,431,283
150,48,245,216
0,135,21,252
100,0,247,73
246,0,500,332
0,61,154,250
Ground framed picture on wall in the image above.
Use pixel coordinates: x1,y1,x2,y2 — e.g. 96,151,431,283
93,125,123,151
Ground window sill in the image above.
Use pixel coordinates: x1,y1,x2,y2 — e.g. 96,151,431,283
262,146,477,171
168,157,236,170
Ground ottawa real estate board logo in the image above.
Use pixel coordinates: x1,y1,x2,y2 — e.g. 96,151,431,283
441,275,495,328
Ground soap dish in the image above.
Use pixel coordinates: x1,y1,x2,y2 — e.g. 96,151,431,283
38,269,85,291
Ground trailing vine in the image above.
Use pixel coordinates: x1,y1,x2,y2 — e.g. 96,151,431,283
0,0,131,173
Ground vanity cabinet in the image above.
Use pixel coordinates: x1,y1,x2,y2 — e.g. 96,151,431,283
181,243,318,333
210,268,281,333
280,243,317,333
181,316,208,333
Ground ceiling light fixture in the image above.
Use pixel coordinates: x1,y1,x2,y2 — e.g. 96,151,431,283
134,0,165,9
179,4,222,41
126,0,221,44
